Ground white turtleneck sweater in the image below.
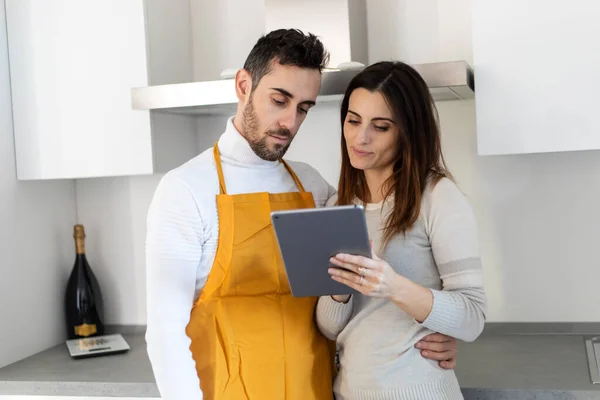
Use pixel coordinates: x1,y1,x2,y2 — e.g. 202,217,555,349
144,117,336,400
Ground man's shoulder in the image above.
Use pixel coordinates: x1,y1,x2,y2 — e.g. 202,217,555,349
157,148,219,199
285,160,324,180
284,160,336,207
325,193,338,207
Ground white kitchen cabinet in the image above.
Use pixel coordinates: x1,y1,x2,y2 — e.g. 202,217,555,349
472,0,600,155
6,0,370,180
5,0,198,180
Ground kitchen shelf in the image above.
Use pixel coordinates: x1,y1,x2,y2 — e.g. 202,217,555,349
131,61,475,116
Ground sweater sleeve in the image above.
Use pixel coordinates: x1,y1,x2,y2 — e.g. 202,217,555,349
145,173,205,400
316,295,354,340
419,178,487,342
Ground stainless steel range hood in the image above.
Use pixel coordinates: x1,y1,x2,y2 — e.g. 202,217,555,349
131,60,474,116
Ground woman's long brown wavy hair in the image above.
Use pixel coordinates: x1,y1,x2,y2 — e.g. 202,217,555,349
336,61,453,248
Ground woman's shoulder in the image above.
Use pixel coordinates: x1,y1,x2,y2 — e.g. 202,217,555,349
426,176,463,198
422,176,474,220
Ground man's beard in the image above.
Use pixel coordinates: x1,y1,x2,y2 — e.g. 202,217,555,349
242,97,292,161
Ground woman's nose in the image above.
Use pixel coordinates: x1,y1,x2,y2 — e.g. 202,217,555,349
356,127,370,144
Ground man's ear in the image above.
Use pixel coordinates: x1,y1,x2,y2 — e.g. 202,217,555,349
235,69,252,103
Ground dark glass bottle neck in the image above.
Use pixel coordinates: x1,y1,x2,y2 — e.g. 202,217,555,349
75,253,89,269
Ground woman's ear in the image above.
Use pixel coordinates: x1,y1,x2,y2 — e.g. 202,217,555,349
235,69,252,103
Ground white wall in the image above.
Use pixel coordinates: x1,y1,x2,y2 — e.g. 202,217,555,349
75,0,600,325
74,176,159,325
0,1,77,368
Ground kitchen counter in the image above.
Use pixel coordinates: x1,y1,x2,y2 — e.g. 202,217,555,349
457,333,600,399
1,324,599,399
0,328,158,398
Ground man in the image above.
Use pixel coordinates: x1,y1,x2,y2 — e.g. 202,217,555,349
145,29,458,400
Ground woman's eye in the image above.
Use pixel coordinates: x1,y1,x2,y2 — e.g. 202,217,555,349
348,119,360,125
374,125,389,132
273,98,285,106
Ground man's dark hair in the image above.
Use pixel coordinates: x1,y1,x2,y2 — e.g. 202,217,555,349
243,29,330,91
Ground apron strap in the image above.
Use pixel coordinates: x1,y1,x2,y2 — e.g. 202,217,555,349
280,159,307,193
213,143,227,195
213,142,306,194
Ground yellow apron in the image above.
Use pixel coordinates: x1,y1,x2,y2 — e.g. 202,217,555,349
185,144,334,400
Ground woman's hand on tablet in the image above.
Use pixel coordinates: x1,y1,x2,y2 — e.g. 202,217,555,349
328,249,400,300
328,245,434,323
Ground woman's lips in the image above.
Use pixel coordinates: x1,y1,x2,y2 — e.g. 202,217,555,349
351,146,372,156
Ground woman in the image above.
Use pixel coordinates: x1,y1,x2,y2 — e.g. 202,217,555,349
316,61,487,400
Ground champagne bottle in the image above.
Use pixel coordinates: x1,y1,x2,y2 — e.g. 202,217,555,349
64,224,105,340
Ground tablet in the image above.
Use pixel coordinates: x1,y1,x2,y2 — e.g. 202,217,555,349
271,205,371,297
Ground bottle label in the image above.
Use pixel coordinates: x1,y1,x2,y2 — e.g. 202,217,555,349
74,323,97,337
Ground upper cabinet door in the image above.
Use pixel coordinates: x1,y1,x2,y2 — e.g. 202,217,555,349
472,1,600,156
6,1,154,180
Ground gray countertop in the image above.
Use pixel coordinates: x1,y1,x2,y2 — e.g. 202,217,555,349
1,325,599,399
0,330,159,398
456,334,600,400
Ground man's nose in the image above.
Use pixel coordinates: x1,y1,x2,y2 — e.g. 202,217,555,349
279,108,298,130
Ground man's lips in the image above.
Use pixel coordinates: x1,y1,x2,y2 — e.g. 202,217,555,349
270,134,290,143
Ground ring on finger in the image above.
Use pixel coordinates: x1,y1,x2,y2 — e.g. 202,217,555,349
358,267,365,277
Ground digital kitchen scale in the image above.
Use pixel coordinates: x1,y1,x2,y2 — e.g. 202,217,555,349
65,333,130,359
